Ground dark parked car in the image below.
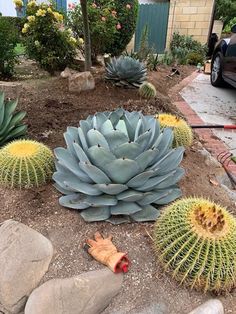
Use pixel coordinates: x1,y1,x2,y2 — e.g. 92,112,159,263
211,24,236,88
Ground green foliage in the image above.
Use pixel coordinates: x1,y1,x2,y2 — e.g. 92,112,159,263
23,2,77,73
139,82,157,99
53,108,185,224
154,197,236,293
223,17,236,33
0,140,54,188
0,92,27,147
0,17,19,78
147,53,159,71
0,16,25,35
67,0,138,59
159,51,174,66
186,51,204,66
158,113,193,148
216,0,236,26
105,56,147,88
170,33,206,65
136,25,152,61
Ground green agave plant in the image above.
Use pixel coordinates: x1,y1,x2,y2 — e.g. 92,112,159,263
105,56,147,88
0,92,27,147
53,108,185,224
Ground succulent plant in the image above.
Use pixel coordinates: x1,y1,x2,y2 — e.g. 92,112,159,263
0,92,27,147
139,82,157,99
53,108,185,224
0,140,55,188
105,56,147,88
157,113,193,148
154,197,236,293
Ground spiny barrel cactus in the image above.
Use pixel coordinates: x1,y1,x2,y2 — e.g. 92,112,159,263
0,92,27,147
53,108,185,224
105,56,147,88
139,82,157,99
0,140,55,188
154,197,236,293
157,113,193,148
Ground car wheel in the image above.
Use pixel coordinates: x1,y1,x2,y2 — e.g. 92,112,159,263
211,52,224,87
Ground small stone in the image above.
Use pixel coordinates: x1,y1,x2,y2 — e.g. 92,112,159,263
188,299,224,314
69,71,95,93
0,220,53,314
25,269,123,314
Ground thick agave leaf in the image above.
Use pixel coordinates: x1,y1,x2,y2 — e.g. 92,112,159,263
138,190,175,206
100,119,114,135
103,130,129,152
127,170,154,188
82,195,117,207
154,128,173,157
80,120,91,136
107,215,131,224
110,201,142,215
92,112,107,130
105,159,140,184
54,183,72,195
95,183,128,195
117,190,144,202
73,143,90,163
79,161,111,184
0,114,12,136
115,119,129,137
135,149,159,171
153,187,182,205
81,207,111,222
87,129,109,150
78,127,88,151
113,142,142,159
135,130,152,151
87,146,116,171
131,205,160,222
59,194,90,209
0,125,27,146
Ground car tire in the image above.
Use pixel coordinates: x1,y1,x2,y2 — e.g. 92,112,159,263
210,52,225,87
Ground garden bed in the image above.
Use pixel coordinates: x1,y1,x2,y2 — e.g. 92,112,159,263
1,62,236,314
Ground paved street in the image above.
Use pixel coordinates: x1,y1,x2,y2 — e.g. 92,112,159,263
180,74,236,153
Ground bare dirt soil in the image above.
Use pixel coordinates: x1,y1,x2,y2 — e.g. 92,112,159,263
1,61,236,314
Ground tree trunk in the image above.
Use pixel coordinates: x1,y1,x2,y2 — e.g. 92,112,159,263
80,0,92,71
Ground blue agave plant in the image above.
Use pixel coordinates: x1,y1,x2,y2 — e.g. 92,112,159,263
53,109,185,224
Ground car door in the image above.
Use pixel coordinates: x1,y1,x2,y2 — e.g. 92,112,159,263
224,32,236,84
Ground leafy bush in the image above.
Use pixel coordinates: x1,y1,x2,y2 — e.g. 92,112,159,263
186,51,204,65
0,17,18,77
0,16,25,35
170,33,206,65
22,2,77,73
67,0,138,59
223,17,236,33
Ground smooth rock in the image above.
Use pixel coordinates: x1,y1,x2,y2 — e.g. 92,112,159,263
0,81,22,99
25,268,123,314
198,148,221,168
69,71,95,93
188,299,224,314
0,220,53,314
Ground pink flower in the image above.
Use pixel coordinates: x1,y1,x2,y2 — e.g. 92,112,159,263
111,10,117,17
116,23,121,30
126,4,131,9
101,16,106,21
92,3,97,8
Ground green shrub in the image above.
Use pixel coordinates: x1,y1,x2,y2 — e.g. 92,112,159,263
223,17,236,33
0,16,25,35
0,18,18,78
67,0,138,59
186,51,204,65
23,2,77,73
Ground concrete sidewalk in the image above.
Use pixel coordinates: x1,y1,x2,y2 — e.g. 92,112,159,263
180,74,236,153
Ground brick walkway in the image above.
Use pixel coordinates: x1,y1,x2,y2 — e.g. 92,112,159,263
170,71,236,176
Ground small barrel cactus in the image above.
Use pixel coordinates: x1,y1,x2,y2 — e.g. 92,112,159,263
0,140,55,188
0,92,27,147
154,197,236,293
53,108,185,224
105,56,147,88
157,113,193,148
139,82,157,99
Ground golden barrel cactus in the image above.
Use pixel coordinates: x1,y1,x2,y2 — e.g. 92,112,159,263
154,197,236,293
157,113,193,148
0,140,54,188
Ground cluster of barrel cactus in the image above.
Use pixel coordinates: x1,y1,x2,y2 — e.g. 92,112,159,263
0,92,27,147
157,113,193,148
139,82,157,99
154,197,236,293
105,56,147,88
53,108,185,224
0,140,54,188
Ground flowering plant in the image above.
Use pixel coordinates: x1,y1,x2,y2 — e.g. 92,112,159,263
22,1,77,73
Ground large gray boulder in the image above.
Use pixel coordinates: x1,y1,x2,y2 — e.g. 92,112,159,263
69,71,95,93
0,220,53,314
188,299,224,314
25,268,123,314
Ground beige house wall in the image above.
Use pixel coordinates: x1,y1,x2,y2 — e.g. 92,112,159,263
166,0,214,49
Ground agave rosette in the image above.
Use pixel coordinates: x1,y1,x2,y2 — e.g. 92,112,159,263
53,108,185,224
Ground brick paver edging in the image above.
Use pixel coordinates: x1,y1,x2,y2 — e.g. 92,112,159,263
169,71,236,176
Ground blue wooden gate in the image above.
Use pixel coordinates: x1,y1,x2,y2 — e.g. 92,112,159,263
134,2,170,54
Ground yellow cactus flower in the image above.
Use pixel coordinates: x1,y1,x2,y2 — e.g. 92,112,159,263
78,37,84,45
27,15,36,23
36,9,46,17
13,0,23,7
27,0,36,8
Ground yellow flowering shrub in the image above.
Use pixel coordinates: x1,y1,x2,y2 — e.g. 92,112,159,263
23,2,76,73
13,0,23,8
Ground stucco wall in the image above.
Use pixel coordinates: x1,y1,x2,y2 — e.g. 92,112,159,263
166,0,214,48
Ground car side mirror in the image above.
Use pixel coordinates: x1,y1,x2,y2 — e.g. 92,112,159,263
231,24,236,33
